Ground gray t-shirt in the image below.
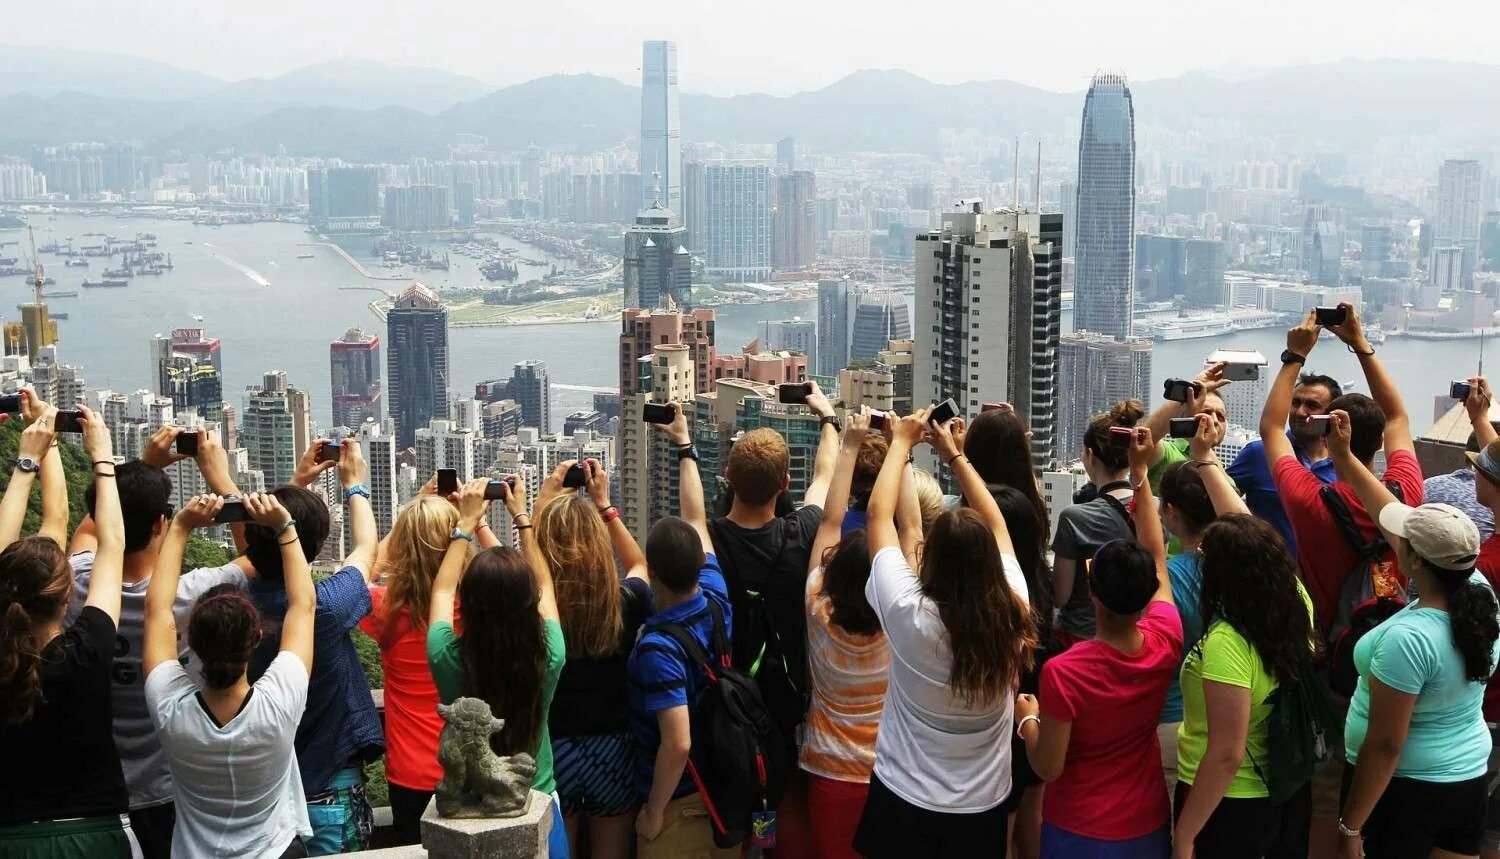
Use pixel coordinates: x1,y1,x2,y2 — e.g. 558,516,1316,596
67,552,247,809
1050,495,1135,638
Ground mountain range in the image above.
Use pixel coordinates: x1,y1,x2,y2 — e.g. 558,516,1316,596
2,48,1498,160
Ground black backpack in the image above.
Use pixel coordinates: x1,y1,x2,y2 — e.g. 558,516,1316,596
1320,481,1406,697
645,600,792,849
1248,655,1343,805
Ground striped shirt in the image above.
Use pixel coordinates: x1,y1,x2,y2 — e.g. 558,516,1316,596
799,566,890,783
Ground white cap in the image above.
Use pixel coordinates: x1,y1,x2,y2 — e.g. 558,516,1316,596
1377,502,1481,571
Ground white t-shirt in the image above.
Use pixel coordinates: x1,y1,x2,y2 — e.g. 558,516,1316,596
146,651,313,858
864,545,1030,813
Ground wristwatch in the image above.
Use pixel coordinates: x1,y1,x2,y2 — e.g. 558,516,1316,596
677,443,700,462
13,457,39,474
1280,349,1307,367
450,527,475,543
820,414,843,433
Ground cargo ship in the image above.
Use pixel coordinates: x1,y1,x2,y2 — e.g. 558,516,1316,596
82,278,129,288
101,267,132,279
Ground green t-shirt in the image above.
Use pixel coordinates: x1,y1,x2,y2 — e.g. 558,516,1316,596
1149,437,1190,493
426,618,567,795
1176,582,1313,798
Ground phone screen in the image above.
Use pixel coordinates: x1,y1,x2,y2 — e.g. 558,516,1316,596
54,410,82,434
437,469,459,494
0,394,20,414
175,431,199,456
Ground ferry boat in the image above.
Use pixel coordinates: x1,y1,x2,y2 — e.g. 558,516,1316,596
101,267,132,279
82,278,128,288
1142,314,1236,341
297,253,315,259
64,257,88,267
42,291,78,298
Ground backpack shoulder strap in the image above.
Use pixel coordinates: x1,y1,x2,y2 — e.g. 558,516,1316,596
1318,484,1382,562
644,618,715,678
1098,492,1136,536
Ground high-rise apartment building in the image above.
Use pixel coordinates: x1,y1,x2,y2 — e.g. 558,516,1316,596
704,164,772,281
1073,74,1136,339
623,204,692,309
382,185,451,231
774,171,818,271
914,204,1063,470
330,327,381,429
640,41,682,215
1056,332,1153,463
776,137,796,173
619,306,718,396
849,290,911,363
415,418,476,483
243,370,304,487
875,339,914,413
757,318,817,367
1182,239,1227,308
387,282,449,448
510,360,551,432
1436,159,1484,279
358,419,400,536
816,278,852,377
682,160,706,254
619,344,697,538
307,166,381,229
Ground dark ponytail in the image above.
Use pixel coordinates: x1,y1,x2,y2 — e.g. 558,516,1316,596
1435,569,1500,683
0,537,73,725
187,585,263,690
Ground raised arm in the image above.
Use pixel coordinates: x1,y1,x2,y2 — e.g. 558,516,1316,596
1261,312,1321,466
931,415,1013,558
896,458,924,567
291,439,339,490
1326,302,1411,454
1128,427,1173,607
801,381,840,510
193,429,247,553
1187,413,1248,517
0,407,54,551
653,403,712,553
1464,376,1496,449
338,438,377,578
20,392,69,547
1328,410,1402,536
247,492,313,673
428,513,471,629
492,475,557,623
868,409,928,553
586,458,647,580
145,494,222,675
810,414,868,574
1146,362,1228,464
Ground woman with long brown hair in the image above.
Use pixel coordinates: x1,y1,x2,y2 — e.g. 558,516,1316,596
852,406,1037,858
535,459,651,859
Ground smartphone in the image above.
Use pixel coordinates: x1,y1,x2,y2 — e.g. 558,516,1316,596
1452,381,1473,401
1169,417,1200,439
1108,425,1134,448
437,469,458,495
1162,378,1200,404
642,401,676,424
1315,306,1348,326
868,410,888,431
929,398,959,426
980,402,1006,413
0,394,20,415
175,430,200,456
316,439,341,463
562,463,587,488
54,410,83,434
483,477,517,500
777,382,811,404
1223,363,1261,382
1306,415,1333,436
213,498,252,524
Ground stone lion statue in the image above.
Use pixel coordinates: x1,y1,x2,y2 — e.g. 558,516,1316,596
435,697,537,819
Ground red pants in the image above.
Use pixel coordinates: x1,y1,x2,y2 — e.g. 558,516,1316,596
806,773,870,859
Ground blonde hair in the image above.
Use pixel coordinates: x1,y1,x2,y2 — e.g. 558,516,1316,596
372,496,458,643
535,493,622,658
911,468,945,534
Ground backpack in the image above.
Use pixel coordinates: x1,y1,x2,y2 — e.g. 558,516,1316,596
1320,481,1407,697
1248,655,1343,805
645,600,792,849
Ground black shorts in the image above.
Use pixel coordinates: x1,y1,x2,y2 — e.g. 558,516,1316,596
999,734,1043,814
853,773,1008,859
1340,765,1488,857
1173,781,1279,859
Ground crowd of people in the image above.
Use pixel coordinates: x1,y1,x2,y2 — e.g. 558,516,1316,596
2,299,1500,858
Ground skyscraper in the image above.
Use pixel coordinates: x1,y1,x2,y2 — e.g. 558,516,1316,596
704,164,772,282
1436,159,1484,280
1181,239,1226,308
330,327,382,429
757,318,817,368
773,171,817,271
1059,180,1078,259
816,278,852,377
1073,74,1136,339
623,203,692,309
849,290,911,363
386,282,449,448
640,41,682,215
243,370,303,488
152,328,223,413
620,344,697,539
681,160,706,254
1056,332,1153,463
915,204,1063,470
358,419,400,536
510,360,551,432
776,137,796,173
382,185,451,231
307,166,381,230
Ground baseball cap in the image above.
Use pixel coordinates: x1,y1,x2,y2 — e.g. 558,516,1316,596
1466,439,1500,485
1377,502,1481,571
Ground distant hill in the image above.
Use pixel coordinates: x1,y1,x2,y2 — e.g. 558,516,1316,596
219,58,493,113
0,44,224,100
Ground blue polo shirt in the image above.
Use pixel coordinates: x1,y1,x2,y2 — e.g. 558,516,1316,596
627,554,732,797
1227,434,1336,558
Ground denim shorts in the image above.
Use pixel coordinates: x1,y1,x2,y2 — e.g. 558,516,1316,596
304,767,373,855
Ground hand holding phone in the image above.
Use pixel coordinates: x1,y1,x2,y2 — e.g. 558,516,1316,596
1168,417,1200,439
316,439,341,463
1314,306,1348,327
562,463,587,488
929,398,959,426
868,410,888,431
1222,363,1260,382
437,469,459,495
53,410,83,434
642,402,676,424
484,477,517,500
1306,415,1333,436
1108,426,1134,448
213,497,253,523
175,430,200,456
1163,378,1202,404
777,382,812,405
0,394,20,415
1452,381,1473,401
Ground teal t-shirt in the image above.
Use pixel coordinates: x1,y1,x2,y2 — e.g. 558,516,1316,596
1160,551,1204,724
1344,574,1499,782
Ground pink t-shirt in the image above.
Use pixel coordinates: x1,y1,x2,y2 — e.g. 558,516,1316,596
1038,600,1184,840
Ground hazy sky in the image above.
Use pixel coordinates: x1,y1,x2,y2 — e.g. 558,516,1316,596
17,0,1500,94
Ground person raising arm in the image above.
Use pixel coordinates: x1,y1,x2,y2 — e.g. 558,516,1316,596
801,381,840,511
1187,413,1250,517
19,391,70,548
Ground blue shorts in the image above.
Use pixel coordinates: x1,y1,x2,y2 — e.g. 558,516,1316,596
1041,823,1169,859
553,733,641,818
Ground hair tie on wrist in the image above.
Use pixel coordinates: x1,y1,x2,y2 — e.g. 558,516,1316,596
275,518,298,537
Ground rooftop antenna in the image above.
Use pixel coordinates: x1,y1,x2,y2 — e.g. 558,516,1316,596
1012,138,1020,210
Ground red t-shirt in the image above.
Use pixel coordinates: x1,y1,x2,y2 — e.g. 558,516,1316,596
1038,600,1183,840
1477,536,1500,721
1273,449,1424,639
360,586,444,791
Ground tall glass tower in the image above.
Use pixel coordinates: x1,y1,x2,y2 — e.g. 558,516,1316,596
1073,74,1135,339
640,41,682,216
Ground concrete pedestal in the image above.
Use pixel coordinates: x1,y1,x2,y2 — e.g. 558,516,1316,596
420,790,552,859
